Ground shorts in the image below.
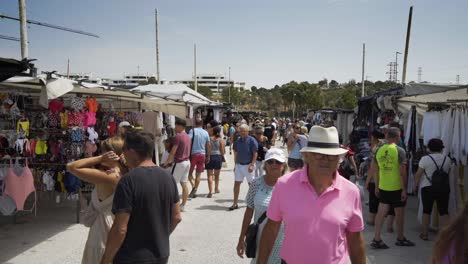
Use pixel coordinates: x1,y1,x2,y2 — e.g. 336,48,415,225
234,163,255,183
190,153,206,173
421,186,449,215
378,189,406,208
172,160,190,183
206,155,222,170
287,158,304,169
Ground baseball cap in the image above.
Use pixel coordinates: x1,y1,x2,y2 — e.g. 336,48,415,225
119,121,133,128
265,148,286,163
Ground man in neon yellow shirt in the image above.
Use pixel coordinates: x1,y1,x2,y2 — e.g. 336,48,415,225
371,127,415,249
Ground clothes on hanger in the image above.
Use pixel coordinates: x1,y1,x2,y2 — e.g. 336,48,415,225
4,159,35,211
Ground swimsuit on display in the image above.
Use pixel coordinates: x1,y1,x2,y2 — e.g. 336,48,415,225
5,159,35,210
17,120,30,137
107,121,116,137
71,97,86,112
60,112,69,129
83,112,97,127
42,171,55,191
49,112,60,128
35,140,48,155
86,97,98,113
87,127,99,144
48,99,64,113
15,138,30,155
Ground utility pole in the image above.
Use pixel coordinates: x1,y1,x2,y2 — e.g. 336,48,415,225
67,59,70,78
155,9,160,84
417,67,422,82
228,66,231,103
402,6,413,85
456,75,460,85
387,62,396,82
361,43,365,97
194,44,197,92
18,0,28,59
395,51,402,83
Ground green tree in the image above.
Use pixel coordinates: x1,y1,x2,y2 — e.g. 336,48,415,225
188,83,213,99
329,80,339,89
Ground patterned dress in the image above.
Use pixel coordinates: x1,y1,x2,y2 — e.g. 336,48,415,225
246,176,285,264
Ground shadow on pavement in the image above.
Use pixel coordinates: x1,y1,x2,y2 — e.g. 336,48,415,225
214,199,245,204
0,195,79,263
196,205,246,211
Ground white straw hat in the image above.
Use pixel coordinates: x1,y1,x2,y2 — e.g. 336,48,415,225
300,126,348,155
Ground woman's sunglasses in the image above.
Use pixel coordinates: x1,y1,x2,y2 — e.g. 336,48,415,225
266,159,284,165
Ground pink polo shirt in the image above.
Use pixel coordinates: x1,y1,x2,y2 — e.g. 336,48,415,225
267,166,364,264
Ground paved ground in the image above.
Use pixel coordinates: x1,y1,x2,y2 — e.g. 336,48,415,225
0,141,435,264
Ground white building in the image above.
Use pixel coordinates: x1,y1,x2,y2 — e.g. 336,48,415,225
174,74,245,95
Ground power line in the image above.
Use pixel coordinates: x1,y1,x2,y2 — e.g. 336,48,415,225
0,13,99,38
0,34,20,42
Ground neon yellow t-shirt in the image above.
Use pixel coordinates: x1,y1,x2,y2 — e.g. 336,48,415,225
376,143,403,191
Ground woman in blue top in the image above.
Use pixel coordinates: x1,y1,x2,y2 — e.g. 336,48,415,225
236,148,287,264
286,123,308,171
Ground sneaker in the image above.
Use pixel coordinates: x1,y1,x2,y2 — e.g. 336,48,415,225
180,204,186,212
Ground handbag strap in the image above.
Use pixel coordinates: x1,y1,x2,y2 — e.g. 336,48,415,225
257,211,268,225
190,128,196,158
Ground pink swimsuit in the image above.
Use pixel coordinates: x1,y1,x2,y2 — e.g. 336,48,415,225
5,159,35,210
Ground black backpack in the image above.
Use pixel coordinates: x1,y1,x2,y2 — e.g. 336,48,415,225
425,155,450,194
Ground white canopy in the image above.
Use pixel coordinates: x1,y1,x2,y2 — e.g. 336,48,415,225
0,76,197,118
131,84,220,107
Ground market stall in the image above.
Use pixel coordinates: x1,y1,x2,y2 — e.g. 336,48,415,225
0,74,217,223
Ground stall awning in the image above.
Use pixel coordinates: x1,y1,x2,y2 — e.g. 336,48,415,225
0,75,191,118
131,84,220,107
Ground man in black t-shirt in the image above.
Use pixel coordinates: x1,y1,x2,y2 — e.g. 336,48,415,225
101,130,182,264
263,119,276,147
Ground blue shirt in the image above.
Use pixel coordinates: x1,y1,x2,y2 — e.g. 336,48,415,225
289,135,308,159
233,135,258,164
188,128,210,155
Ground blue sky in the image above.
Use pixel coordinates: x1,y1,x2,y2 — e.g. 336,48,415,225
1,0,467,88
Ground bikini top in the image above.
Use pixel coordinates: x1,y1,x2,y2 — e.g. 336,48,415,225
71,97,86,112
48,99,64,113
87,127,99,144
17,120,30,137
35,140,48,155
86,98,98,113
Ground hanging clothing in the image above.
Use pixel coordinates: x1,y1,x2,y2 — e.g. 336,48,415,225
142,111,162,137
86,97,98,113
4,159,35,210
17,120,30,137
81,189,114,264
441,109,454,156
420,111,442,145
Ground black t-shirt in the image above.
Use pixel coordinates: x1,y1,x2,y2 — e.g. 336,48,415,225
263,125,275,141
112,166,179,264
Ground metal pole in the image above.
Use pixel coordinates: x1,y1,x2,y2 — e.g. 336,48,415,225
155,9,160,84
395,52,401,83
228,66,231,103
194,44,197,92
402,6,413,85
18,0,28,59
67,59,70,78
361,43,365,97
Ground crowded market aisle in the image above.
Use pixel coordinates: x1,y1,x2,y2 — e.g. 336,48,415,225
0,141,434,264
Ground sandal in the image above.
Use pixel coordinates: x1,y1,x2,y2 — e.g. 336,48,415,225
371,239,389,249
228,204,239,211
206,193,212,198
395,237,415,247
419,233,429,241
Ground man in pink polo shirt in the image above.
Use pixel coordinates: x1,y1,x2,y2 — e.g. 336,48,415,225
258,126,366,264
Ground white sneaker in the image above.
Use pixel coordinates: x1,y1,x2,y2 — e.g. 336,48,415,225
180,205,186,212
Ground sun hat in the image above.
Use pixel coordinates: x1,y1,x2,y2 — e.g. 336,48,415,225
265,148,286,163
300,126,348,155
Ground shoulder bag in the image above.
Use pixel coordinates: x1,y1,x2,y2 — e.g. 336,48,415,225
245,211,268,258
